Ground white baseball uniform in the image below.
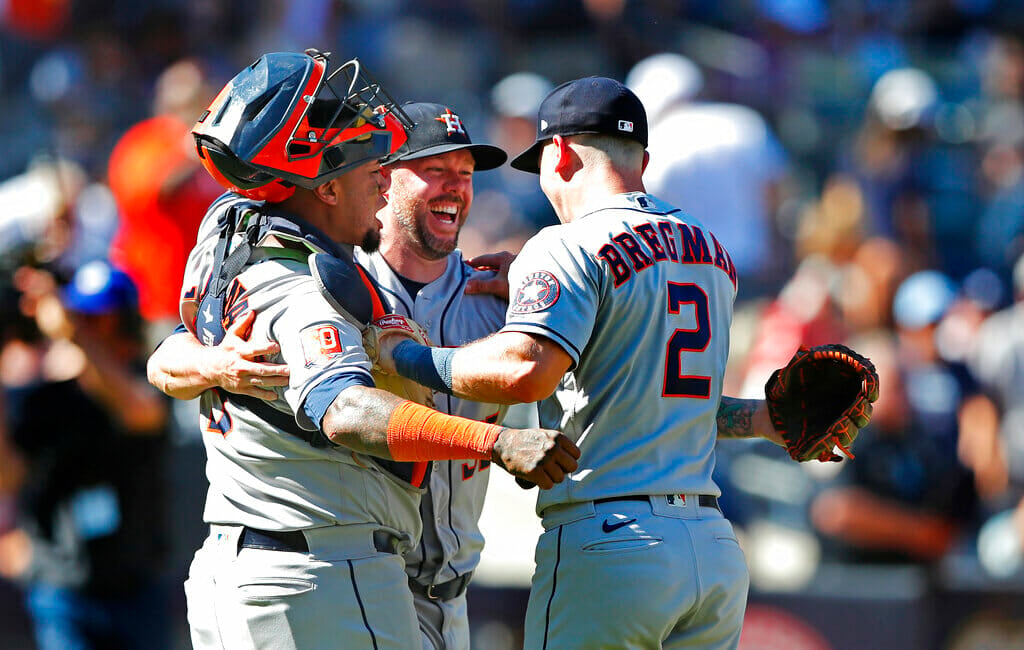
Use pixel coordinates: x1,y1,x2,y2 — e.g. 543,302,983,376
179,193,426,650
357,249,508,650
502,192,749,649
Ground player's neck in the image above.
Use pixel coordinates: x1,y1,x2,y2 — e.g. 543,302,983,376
558,170,645,223
380,239,448,284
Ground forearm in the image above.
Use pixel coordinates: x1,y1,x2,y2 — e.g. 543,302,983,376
74,335,167,433
80,361,168,433
320,385,501,461
716,396,782,446
320,385,403,458
815,489,957,560
147,332,219,400
391,332,565,405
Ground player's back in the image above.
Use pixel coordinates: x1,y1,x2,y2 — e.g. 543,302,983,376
506,192,737,512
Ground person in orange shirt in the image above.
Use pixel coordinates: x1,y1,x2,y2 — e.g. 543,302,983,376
107,59,223,334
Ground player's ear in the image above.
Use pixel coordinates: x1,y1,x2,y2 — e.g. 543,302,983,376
642,150,650,173
313,178,340,206
552,135,573,176
378,165,392,203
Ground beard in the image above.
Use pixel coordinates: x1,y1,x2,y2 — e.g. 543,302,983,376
360,226,381,253
393,204,459,260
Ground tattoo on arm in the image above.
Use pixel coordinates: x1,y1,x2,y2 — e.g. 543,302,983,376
716,397,758,439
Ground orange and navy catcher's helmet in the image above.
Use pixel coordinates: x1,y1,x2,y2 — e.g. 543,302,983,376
192,49,411,203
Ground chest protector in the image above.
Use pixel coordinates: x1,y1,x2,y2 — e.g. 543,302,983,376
195,204,430,487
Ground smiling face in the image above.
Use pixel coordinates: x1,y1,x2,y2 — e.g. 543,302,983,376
383,149,475,260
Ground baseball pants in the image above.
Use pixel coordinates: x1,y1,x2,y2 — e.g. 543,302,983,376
412,589,470,650
184,523,420,650
524,494,749,650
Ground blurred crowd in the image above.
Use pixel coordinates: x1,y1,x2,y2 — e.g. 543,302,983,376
3,0,1024,647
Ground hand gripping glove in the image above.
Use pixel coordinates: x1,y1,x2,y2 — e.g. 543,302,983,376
364,314,436,409
765,343,880,462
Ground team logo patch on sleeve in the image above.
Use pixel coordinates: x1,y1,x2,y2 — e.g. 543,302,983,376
510,271,560,315
300,324,345,367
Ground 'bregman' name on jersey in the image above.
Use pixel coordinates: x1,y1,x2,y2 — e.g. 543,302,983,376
596,207,738,290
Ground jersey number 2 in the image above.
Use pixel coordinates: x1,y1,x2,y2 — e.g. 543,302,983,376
664,282,711,398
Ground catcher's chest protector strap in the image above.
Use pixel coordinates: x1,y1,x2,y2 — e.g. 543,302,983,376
310,252,387,330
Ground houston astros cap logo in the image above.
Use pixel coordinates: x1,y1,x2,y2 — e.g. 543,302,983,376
384,102,507,170
435,108,466,136
511,271,560,314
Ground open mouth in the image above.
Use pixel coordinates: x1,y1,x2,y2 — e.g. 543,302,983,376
430,202,460,225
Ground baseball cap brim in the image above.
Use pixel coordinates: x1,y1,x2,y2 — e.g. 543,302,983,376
393,142,507,171
509,140,546,174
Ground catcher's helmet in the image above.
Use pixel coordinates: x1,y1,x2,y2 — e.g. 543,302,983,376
193,49,411,202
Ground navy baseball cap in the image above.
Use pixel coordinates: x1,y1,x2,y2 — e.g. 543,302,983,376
510,76,649,174
385,102,507,171
62,260,139,314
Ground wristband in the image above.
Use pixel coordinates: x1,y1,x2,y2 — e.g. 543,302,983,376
385,400,502,461
392,339,455,394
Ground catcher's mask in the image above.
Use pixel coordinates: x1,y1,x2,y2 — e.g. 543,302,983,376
192,49,411,202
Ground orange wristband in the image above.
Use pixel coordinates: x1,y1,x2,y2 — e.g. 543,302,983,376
386,401,503,461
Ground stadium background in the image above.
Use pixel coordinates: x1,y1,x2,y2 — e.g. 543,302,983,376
2,0,1024,648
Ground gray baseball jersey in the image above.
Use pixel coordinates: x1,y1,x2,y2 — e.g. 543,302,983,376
180,194,425,649
358,249,507,650
356,249,507,583
502,191,738,512
504,191,747,650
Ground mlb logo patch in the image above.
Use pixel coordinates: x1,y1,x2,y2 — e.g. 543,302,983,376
666,494,687,507
618,120,634,133
300,324,345,367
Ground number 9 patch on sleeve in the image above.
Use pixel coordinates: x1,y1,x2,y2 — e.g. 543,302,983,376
300,324,345,367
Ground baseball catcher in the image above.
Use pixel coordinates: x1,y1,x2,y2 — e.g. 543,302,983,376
765,343,880,462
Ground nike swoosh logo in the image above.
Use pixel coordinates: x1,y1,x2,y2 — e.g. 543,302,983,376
602,518,637,533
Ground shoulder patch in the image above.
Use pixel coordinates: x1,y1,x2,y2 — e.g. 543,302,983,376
300,324,346,367
510,270,560,315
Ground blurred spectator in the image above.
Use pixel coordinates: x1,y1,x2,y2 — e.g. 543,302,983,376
106,58,223,339
835,66,979,276
809,271,984,564
974,35,1024,285
0,156,85,270
626,51,793,301
0,260,171,650
966,254,1024,507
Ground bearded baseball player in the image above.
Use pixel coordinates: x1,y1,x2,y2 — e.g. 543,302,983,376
372,77,878,649
146,51,579,650
358,101,512,650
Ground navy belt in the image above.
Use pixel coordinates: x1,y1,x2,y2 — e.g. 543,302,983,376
408,571,474,601
594,494,720,512
239,527,309,552
239,528,400,554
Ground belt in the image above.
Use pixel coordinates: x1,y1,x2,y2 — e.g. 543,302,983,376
594,494,720,512
239,528,399,554
408,571,474,601
239,527,309,552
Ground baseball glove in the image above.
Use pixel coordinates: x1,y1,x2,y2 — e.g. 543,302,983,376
765,343,879,463
364,314,435,409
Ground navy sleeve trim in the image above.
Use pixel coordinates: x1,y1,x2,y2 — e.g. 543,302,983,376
303,371,375,430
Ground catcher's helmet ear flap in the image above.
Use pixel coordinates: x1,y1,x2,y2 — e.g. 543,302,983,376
192,49,412,201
